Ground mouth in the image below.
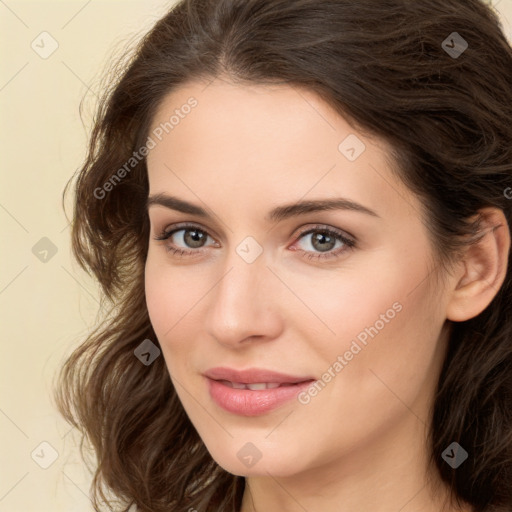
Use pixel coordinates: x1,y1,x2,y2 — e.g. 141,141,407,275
203,367,316,416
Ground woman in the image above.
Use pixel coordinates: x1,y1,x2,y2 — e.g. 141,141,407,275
54,0,512,511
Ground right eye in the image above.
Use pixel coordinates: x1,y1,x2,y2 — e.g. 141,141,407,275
154,223,219,257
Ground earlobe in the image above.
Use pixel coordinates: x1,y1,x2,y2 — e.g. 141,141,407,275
446,208,510,322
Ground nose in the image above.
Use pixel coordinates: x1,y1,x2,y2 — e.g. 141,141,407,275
204,248,283,348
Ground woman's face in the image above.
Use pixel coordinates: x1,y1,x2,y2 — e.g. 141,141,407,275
145,78,453,478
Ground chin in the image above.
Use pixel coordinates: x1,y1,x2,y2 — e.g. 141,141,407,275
204,440,308,478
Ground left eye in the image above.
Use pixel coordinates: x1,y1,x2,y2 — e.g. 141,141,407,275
291,226,355,261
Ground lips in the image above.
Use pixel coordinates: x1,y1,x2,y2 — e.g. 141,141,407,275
204,367,316,416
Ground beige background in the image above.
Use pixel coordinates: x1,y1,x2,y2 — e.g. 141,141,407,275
1,1,511,511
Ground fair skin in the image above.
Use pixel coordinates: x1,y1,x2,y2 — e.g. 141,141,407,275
144,77,509,512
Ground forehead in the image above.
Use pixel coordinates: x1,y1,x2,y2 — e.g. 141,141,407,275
146,78,419,224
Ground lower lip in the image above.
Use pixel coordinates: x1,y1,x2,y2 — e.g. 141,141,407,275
206,378,315,416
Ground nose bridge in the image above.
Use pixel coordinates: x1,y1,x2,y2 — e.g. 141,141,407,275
215,243,268,317
218,233,269,301
205,240,280,345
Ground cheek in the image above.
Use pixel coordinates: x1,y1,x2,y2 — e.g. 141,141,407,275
144,254,190,346
321,277,444,428
296,248,444,400
293,284,443,463
280,253,414,361
144,257,170,335
145,248,190,326
144,252,212,361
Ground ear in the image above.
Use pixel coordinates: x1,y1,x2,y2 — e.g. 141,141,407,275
446,207,510,322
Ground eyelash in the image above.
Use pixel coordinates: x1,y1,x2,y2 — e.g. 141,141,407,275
153,223,356,261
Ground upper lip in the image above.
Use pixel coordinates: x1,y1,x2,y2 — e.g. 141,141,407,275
204,367,315,384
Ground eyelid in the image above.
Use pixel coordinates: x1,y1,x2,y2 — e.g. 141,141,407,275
155,221,219,241
154,221,355,242
292,224,356,244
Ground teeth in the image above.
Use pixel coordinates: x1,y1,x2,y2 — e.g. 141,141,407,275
246,383,268,390
220,380,286,390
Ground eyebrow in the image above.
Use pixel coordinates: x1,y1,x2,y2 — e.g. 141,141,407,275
146,193,380,223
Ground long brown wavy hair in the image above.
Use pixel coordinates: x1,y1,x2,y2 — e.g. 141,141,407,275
53,0,512,510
